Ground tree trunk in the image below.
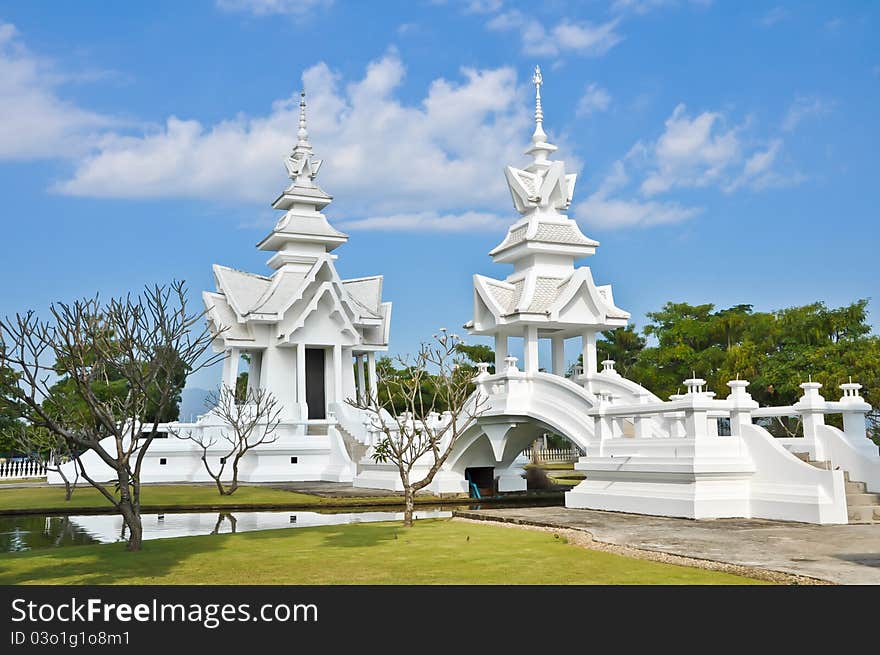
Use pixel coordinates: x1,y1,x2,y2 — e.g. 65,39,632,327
119,501,143,552
63,479,72,501
403,486,414,528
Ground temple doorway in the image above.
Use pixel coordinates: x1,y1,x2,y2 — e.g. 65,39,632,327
305,348,327,420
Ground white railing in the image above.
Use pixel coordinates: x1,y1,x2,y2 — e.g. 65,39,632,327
0,459,47,480
587,377,878,452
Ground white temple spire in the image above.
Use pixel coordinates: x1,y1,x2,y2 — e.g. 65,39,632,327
532,65,547,145
284,89,322,186
295,91,311,154
524,65,556,164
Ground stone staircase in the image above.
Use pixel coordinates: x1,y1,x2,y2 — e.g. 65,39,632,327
336,423,369,474
793,452,880,524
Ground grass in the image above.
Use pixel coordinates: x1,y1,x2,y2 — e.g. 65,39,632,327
548,476,585,487
0,519,765,585
0,484,459,514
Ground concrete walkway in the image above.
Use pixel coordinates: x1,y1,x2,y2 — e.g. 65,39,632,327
456,507,880,584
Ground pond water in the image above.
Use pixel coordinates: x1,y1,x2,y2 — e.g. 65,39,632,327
0,508,458,553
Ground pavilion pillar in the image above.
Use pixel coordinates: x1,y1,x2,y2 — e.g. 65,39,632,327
296,342,307,420
366,351,377,401
356,353,366,403
581,331,597,377
523,325,539,374
494,333,508,374
222,347,240,392
333,344,343,405
550,335,565,376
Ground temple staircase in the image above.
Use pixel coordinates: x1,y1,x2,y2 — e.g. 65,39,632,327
336,423,369,475
793,452,880,523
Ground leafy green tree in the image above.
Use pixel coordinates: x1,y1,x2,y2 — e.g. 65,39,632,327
455,343,495,373
623,300,880,444
596,325,646,377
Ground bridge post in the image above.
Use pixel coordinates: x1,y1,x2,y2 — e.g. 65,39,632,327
794,381,826,459
839,382,872,446
593,395,615,454
727,380,757,436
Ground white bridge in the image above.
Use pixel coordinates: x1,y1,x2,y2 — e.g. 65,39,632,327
349,356,880,525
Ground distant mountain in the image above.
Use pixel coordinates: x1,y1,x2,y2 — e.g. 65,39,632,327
178,387,212,423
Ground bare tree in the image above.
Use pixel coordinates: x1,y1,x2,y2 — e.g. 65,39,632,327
347,330,488,527
0,281,219,551
13,426,81,501
171,385,282,496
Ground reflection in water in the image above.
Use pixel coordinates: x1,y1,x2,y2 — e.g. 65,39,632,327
0,508,453,553
0,515,101,552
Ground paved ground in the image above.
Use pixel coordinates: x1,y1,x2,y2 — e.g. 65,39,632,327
455,506,880,584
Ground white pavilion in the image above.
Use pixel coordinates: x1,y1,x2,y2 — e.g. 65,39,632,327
466,65,630,388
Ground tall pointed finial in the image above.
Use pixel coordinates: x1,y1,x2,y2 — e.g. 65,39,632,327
296,90,310,151
531,65,547,144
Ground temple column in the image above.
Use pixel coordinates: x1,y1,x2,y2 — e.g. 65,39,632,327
356,353,366,403
366,351,377,401
247,351,263,395
551,336,565,376
296,342,307,420
494,333,508,374
333,344,343,405
222,347,240,391
523,325,539,374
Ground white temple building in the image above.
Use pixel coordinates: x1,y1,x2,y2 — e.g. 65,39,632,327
52,69,880,525
61,92,390,484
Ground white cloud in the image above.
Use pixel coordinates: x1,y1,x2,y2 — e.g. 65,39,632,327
463,0,504,14
640,104,741,196
576,102,802,229
215,0,332,17
0,22,119,160
57,52,537,232
338,211,508,232
758,7,788,27
611,0,712,15
487,11,622,58
782,95,834,132
576,83,611,116
576,159,702,229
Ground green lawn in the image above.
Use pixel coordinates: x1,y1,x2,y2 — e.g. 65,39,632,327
0,484,455,514
0,519,765,585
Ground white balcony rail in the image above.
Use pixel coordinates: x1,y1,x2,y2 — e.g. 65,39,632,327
0,459,47,480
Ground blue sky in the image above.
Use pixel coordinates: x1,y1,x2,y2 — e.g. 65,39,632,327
0,0,878,390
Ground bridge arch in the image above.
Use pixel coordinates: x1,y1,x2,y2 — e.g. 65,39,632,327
445,372,600,487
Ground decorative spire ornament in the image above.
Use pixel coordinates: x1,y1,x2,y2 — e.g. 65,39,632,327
284,90,322,185
532,65,547,144
296,91,311,152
